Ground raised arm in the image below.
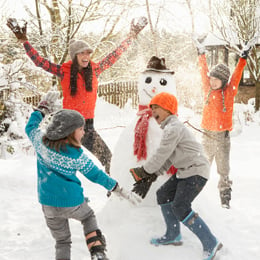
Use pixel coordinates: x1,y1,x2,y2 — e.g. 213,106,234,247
193,35,211,94
7,18,63,78
23,41,63,78
94,17,148,76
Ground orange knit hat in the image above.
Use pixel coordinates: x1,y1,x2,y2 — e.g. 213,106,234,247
149,92,178,115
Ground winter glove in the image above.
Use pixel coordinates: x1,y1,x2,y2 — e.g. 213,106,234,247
112,183,141,205
192,34,207,55
129,17,148,38
130,166,151,182
35,91,60,116
132,173,157,199
240,37,257,59
7,18,28,41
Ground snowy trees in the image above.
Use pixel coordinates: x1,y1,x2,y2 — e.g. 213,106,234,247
0,59,34,158
208,0,260,111
17,0,141,89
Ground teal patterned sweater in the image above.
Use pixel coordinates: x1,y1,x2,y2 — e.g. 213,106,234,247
25,111,117,207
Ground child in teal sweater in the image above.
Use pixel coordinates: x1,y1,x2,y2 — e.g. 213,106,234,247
25,92,137,260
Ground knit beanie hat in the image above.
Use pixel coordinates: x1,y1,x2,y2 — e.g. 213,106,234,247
149,92,178,115
69,39,93,60
209,63,230,84
46,109,85,141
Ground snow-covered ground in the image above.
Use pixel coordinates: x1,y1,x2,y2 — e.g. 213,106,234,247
1,98,260,260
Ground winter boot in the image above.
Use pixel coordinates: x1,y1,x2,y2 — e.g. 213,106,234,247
150,203,182,246
182,211,222,260
87,230,109,260
90,250,109,260
220,188,231,209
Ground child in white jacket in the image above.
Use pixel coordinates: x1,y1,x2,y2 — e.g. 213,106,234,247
130,92,222,260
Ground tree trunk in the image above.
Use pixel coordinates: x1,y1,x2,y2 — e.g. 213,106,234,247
255,80,260,111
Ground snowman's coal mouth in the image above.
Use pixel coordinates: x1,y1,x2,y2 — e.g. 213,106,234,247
143,89,153,99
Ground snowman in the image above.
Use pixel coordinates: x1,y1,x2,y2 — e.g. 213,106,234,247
110,56,177,205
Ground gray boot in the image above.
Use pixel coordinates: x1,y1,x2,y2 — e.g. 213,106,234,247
150,203,182,246
182,211,222,260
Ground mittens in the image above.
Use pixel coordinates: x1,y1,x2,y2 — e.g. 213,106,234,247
129,16,148,38
7,18,28,41
192,34,207,55
112,183,141,205
35,91,61,116
240,37,257,59
132,174,157,199
130,166,150,182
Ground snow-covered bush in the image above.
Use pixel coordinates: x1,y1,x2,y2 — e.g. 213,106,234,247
0,59,35,158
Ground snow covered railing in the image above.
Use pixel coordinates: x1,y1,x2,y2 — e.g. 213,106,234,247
23,81,138,109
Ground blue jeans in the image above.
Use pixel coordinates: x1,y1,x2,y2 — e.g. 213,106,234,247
156,174,207,221
42,200,98,260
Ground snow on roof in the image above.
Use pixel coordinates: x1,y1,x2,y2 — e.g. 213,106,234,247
204,31,260,47
204,32,238,46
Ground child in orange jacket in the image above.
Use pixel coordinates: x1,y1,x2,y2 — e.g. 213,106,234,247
194,36,253,208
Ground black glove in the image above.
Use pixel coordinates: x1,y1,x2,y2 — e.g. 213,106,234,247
241,37,257,59
7,18,28,41
132,173,157,199
130,166,151,182
241,42,252,59
241,49,250,59
241,44,252,59
129,17,148,38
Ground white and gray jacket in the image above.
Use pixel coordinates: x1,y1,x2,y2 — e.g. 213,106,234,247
143,115,210,179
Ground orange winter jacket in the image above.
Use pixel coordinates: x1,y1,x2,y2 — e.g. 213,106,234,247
198,54,246,131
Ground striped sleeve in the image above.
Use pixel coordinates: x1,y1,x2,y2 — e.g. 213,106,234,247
94,37,133,76
23,41,63,78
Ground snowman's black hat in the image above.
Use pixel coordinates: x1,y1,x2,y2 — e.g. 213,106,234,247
144,56,175,74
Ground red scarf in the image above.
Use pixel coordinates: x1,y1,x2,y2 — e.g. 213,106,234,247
134,105,152,161
133,105,177,175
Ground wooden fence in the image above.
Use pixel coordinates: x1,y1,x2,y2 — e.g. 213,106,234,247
0,81,139,109
0,89,10,103
23,95,42,107
24,81,139,108
98,81,138,108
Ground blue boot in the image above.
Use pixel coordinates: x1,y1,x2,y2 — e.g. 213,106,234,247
182,211,222,260
150,203,182,246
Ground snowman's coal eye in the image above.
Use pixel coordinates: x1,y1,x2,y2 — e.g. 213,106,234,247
160,78,167,86
145,77,152,84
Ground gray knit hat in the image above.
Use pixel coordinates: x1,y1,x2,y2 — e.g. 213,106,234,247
46,109,85,141
69,39,93,60
209,63,230,83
